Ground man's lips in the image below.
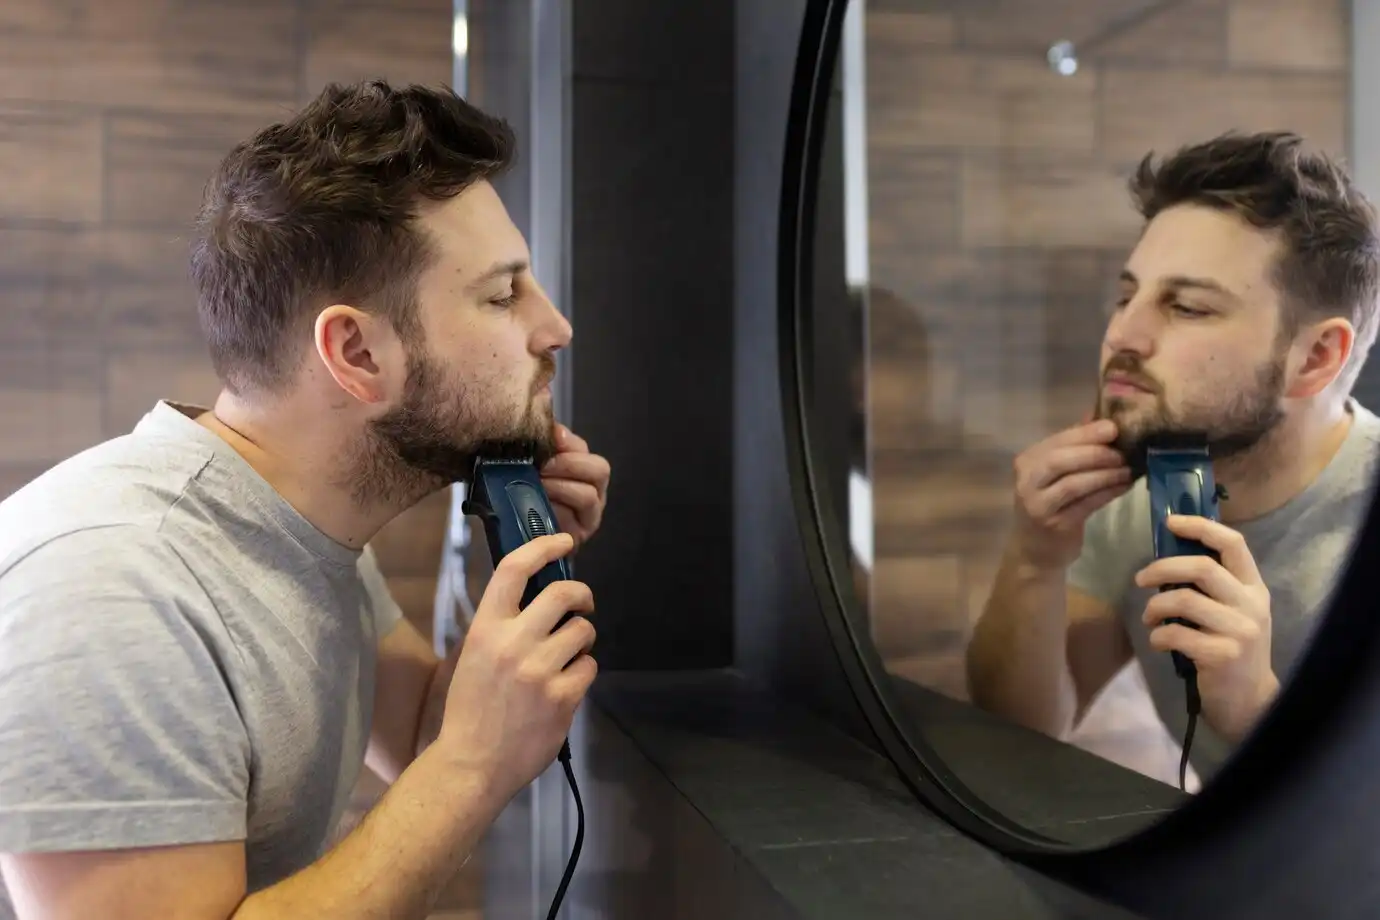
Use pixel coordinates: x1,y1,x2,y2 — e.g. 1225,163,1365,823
1103,375,1155,396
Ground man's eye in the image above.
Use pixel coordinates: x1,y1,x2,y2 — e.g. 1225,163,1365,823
491,293,517,307
1172,303,1209,318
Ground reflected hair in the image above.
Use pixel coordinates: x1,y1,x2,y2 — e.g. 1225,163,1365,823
190,80,517,396
1129,130,1380,392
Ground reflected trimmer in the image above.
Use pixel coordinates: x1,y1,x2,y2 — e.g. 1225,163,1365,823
1145,434,1227,790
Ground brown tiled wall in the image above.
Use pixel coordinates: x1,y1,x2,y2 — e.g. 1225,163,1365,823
861,0,1348,708
0,1,475,912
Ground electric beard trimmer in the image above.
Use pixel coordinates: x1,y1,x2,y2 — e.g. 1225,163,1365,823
462,457,574,624
1144,434,1227,791
461,456,585,920
1145,434,1223,681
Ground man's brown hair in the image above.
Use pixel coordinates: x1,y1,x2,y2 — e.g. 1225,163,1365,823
190,80,516,395
1129,130,1380,391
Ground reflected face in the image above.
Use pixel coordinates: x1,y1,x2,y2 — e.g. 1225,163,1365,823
356,181,571,501
1096,204,1290,477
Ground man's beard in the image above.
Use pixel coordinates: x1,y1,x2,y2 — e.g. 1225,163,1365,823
349,347,558,508
1096,349,1287,480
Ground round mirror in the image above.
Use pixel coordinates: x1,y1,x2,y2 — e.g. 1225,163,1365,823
782,0,1380,851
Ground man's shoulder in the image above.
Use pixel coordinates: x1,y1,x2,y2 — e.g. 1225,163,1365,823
0,431,217,575
0,523,205,604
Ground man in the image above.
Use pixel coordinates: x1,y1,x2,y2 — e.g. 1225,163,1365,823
966,131,1380,785
0,81,611,919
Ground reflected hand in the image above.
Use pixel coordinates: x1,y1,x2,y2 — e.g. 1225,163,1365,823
540,424,610,548
1135,514,1279,743
1010,418,1134,571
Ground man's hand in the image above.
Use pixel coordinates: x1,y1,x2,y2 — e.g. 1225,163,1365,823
1010,418,1134,571
438,532,597,796
540,424,610,548
1135,514,1279,743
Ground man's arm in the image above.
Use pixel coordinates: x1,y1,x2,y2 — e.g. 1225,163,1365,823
366,618,455,784
2,529,593,920
3,745,503,920
357,543,458,785
968,551,1130,736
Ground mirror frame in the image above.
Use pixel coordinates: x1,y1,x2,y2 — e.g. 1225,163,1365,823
776,0,1380,874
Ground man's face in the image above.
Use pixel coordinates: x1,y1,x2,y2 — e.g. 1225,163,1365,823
357,181,571,501
1096,204,1291,477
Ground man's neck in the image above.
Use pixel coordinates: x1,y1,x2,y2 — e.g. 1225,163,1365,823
1212,399,1354,525
197,392,421,550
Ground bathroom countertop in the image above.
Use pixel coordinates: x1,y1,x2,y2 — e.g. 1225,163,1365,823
589,668,1158,920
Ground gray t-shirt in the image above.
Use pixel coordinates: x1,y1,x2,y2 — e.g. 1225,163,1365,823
0,401,404,916
1069,398,1380,781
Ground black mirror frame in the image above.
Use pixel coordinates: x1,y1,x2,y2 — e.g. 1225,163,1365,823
777,0,1380,904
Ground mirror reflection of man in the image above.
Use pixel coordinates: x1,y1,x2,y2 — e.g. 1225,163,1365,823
966,132,1380,785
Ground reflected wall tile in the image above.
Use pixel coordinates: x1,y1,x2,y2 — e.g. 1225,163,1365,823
1227,0,1347,72
867,152,959,250
1090,0,1227,66
959,154,1141,248
1099,67,1346,166
869,555,964,660
950,0,1224,67
864,10,958,49
867,50,1097,154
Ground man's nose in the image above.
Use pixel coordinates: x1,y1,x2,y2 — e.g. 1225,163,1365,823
1103,298,1159,357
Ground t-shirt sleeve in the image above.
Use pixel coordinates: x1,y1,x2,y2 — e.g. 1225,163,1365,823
358,542,405,639
1065,502,1127,607
0,528,251,854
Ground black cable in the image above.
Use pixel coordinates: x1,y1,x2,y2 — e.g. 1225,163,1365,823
1178,676,1201,792
544,739,584,920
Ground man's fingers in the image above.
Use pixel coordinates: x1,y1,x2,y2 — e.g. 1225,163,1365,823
485,534,577,613
1051,479,1134,528
554,424,590,454
543,478,601,523
1141,589,1261,640
1030,466,1134,518
1148,623,1241,669
1042,419,1119,450
1135,556,1251,610
1166,515,1264,586
536,615,597,673
1025,443,1127,490
524,579,596,636
549,652,599,705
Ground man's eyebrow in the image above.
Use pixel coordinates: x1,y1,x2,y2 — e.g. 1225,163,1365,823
464,259,528,293
1119,269,1238,300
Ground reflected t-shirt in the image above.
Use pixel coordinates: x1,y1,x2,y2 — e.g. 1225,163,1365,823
1068,398,1380,782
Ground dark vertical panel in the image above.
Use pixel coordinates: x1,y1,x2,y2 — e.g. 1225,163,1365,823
564,1,736,669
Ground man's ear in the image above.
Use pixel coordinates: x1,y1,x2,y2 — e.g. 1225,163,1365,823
1286,316,1354,399
314,305,401,405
